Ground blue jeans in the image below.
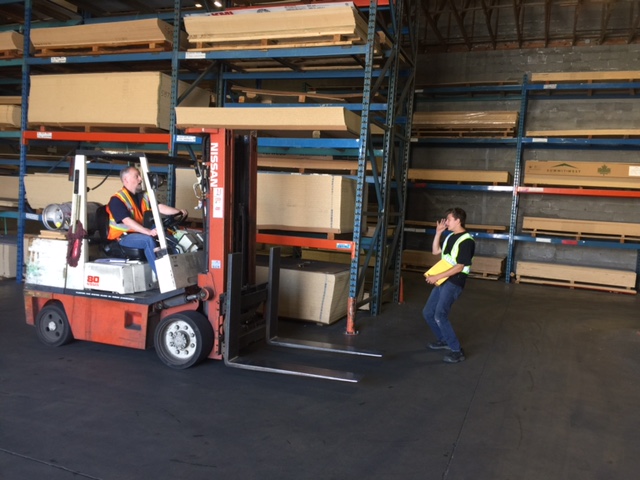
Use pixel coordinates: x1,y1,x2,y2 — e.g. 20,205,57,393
119,233,158,274
422,281,463,352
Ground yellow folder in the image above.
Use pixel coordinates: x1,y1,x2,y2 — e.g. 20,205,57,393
423,259,453,286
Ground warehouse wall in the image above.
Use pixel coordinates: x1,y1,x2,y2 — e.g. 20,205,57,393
410,44,640,272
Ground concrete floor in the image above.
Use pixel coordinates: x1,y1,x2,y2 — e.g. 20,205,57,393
1,273,639,480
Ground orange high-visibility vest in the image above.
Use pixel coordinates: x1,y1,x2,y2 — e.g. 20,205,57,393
106,188,151,240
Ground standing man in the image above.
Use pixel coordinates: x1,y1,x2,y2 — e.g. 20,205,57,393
107,166,188,274
423,207,475,363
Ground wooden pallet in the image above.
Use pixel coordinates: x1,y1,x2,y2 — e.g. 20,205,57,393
190,33,368,52
0,49,21,59
34,40,173,57
522,217,640,243
515,261,636,294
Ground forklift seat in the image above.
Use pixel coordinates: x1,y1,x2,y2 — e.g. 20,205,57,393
95,205,146,261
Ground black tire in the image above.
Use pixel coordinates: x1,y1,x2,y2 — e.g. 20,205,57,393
154,311,214,369
35,302,74,347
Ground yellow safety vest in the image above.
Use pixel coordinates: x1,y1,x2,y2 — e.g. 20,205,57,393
441,232,473,275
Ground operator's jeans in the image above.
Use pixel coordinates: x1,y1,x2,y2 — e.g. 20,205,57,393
119,233,158,274
422,280,463,352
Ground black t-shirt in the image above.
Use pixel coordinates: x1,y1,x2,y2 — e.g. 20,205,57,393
441,231,475,288
109,191,146,224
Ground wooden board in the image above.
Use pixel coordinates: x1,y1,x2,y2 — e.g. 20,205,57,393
408,168,512,185
530,71,640,83
412,111,518,138
0,105,20,128
522,216,640,242
516,261,636,293
257,155,381,174
0,96,21,105
30,19,186,56
184,4,370,51
527,129,640,138
176,106,383,136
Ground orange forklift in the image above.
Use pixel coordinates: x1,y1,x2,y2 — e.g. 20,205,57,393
23,129,379,382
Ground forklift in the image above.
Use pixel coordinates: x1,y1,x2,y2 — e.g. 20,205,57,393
23,129,379,382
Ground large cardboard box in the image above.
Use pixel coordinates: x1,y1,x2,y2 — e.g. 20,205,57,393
524,160,640,188
256,257,352,324
29,72,210,130
0,105,20,128
30,18,186,51
257,173,357,233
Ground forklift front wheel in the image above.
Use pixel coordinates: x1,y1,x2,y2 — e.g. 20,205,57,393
155,312,214,369
35,302,74,347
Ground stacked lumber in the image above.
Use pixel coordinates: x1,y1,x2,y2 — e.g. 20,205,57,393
516,261,636,294
402,249,506,280
408,168,512,185
30,19,185,56
184,3,371,51
0,31,26,58
232,86,363,104
176,106,383,137
404,220,507,234
530,71,640,84
412,111,518,138
257,154,381,174
524,160,640,189
522,217,640,242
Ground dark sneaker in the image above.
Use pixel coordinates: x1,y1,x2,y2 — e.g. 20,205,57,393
443,350,465,363
428,340,450,351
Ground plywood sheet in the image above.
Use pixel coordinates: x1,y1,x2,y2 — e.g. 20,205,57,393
29,72,210,130
530,71,640,83
522,216,640,240
30,18,186,52
176,106,382,136
408,168,512,184
257,173,356,233
0,105,20,128
184,4,367,50
516,260,636,290
0,31,26,53
256,257,352,324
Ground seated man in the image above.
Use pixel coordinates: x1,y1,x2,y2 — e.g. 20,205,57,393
106,166,188,274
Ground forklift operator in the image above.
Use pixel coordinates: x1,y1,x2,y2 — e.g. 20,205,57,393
106,166,188,274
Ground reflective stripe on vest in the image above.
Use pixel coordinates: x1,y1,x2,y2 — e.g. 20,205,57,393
441,232,473,275
107,188,151,240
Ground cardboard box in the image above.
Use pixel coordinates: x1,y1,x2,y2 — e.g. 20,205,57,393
516,260,636,291
257,173,357,233
524,160,640,188
256,257,352,324
29,72,210,130
176,106,381,136
0,105,20,128
30,18,186,51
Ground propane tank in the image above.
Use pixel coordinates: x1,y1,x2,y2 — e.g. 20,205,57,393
41,202,100,232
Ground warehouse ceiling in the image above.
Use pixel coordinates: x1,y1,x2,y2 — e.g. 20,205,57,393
1,0,639,53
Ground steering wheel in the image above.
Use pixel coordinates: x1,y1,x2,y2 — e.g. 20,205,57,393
162,212,187,229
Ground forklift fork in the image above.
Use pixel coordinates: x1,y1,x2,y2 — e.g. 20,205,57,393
223,248,379,382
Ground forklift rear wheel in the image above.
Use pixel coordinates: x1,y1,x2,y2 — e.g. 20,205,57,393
155,312,214,369
35,302,74,347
